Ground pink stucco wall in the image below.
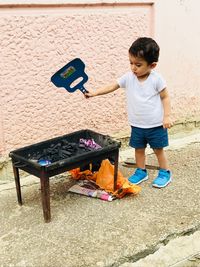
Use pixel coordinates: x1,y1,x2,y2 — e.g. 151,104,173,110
0,2,153,155
1,0,200,158
154,0,200,126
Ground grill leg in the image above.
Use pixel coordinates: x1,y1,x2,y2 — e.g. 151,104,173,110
12,163,22,205
113,149,119,191
40,171,51,223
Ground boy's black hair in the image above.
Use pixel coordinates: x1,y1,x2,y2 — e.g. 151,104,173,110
129,37,160,64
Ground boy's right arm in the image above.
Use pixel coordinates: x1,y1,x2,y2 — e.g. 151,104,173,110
85,82,120,98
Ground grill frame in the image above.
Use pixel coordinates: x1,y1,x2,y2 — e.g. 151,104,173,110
9,129,121,222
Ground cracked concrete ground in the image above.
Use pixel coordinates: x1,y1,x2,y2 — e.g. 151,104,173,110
1,130,200,267
120,231,200,267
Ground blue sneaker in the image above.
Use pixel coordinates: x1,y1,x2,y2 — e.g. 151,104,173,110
152,169,172,188
128,168,148,185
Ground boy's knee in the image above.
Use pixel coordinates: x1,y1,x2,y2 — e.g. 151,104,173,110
135,148,146,153
153,148,164,155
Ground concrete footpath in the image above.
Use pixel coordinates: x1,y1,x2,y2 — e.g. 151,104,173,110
1,130,200,267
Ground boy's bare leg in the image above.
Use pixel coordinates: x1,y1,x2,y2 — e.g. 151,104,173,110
135,148,146,169
153,148,169,170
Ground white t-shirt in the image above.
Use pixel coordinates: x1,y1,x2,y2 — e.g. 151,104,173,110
117,71,167,128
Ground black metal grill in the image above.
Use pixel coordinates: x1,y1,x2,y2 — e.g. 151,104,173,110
9,129,121,222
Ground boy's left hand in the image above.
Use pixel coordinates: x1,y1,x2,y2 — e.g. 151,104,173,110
163,116,173,129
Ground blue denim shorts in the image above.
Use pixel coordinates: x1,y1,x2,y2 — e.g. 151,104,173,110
129,126,169,149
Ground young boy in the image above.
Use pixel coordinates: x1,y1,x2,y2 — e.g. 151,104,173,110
85,37,173,188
